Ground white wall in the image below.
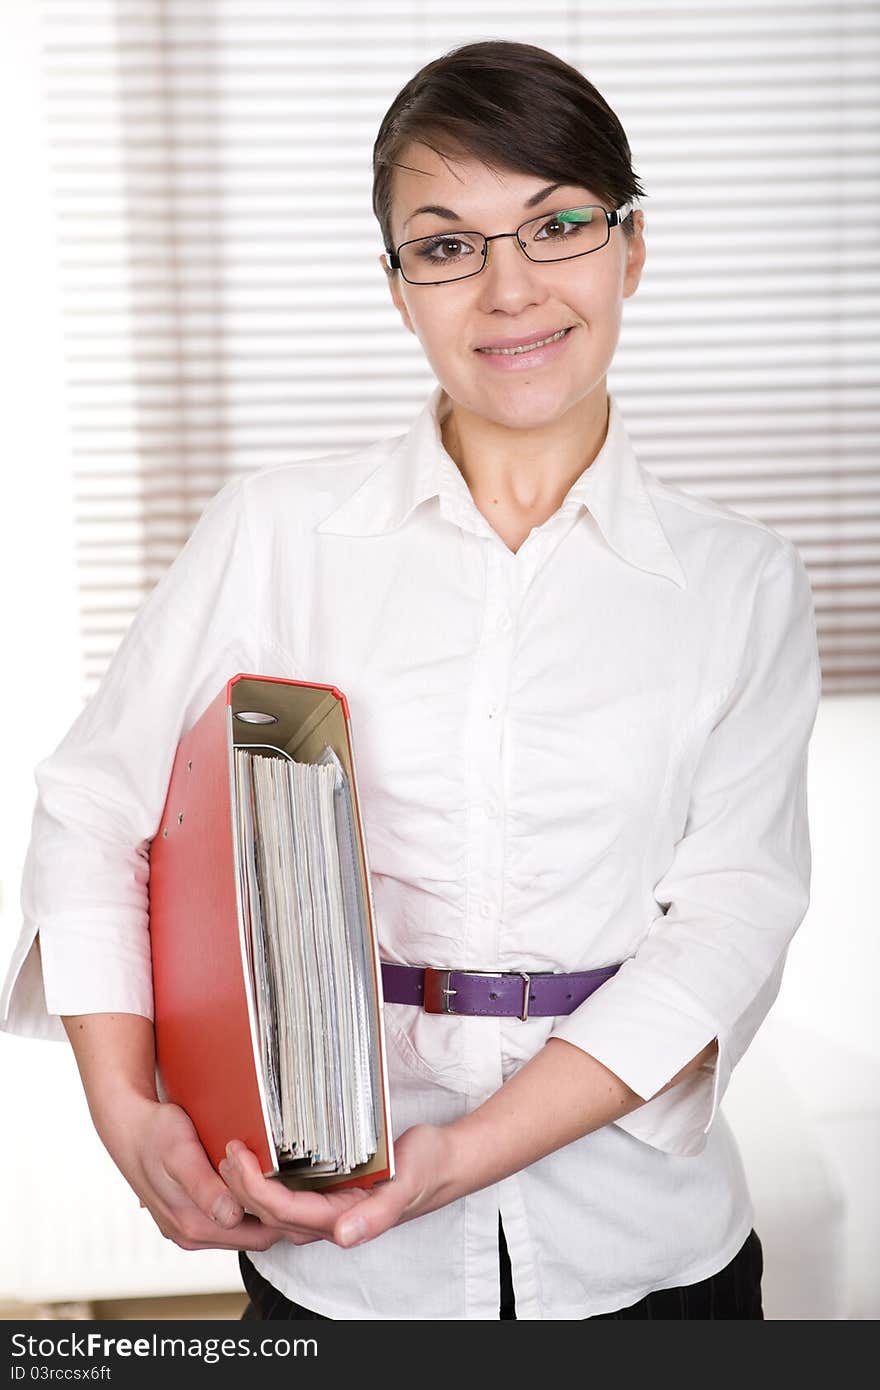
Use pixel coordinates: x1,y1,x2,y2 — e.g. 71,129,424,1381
773,694,879,1063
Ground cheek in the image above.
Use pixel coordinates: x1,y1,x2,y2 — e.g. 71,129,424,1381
410,303,460,348
562,262,622,318
576,293,623,354
409,315,478,384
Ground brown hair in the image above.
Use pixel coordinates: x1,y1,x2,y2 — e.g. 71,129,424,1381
372,39,647,267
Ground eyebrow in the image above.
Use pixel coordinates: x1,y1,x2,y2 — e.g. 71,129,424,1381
402,182,578,233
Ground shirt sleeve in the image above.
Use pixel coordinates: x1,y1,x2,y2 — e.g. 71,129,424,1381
546,535,822,1157
0,474,280,1043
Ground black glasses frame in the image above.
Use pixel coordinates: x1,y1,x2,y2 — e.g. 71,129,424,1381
385,200,637,286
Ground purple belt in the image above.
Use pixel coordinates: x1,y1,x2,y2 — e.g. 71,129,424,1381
380,961,623,1022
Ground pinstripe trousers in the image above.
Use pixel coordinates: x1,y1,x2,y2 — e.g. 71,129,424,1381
238,1216,765,1320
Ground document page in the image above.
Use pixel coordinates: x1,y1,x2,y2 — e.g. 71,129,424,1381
233,745,380,1175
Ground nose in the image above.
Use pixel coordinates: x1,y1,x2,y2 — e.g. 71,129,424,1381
477,235,546,311
484,234,527,269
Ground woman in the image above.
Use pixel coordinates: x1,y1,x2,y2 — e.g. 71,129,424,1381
0,41,819,1320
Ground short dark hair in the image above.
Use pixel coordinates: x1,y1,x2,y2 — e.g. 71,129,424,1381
372,39,647,269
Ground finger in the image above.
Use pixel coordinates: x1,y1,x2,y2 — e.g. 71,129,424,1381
334,1181,404,1247
219,1147,315,1230
170,1213,288,1253
141,1188,292,1253
222,1143,367,1237
223,1141,364,1227
161,1130,245,1230
219,1146,272,1218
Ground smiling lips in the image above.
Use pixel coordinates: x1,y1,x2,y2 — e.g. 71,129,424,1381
476,326,574,355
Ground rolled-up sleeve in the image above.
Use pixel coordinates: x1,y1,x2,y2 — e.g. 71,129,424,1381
547,536,822,1156
0,476,270,1042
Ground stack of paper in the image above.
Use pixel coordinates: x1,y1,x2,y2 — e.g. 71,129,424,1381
233,742,381,1177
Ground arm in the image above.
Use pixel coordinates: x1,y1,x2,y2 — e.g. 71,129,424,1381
2,476,265,1044
541,536,821,1158
0,477,294,1250
439,1035,718,1202
62,1011,286,1251
343,1037,718,1236
217,1034,719,1247
322,1039,715,1244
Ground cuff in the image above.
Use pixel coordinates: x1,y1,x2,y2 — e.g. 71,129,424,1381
547,963,727,1156
613,1035,732,1157
1,915,154,1043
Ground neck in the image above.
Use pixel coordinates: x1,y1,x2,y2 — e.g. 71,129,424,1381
440,387,611,516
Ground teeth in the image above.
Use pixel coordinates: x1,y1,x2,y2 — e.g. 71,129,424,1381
479,327,569,355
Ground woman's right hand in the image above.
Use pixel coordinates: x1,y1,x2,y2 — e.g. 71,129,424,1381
102,1092,291,1252
60,1011,298,1252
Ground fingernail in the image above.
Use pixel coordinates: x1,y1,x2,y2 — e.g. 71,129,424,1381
212,1195,239,1225
339,1217,367,1246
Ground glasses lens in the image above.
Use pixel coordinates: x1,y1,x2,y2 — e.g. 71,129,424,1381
399,232,485,283
519,206,609,261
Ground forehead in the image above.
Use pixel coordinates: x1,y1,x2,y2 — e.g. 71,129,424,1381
391,141,597,233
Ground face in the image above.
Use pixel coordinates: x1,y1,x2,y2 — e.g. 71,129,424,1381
380,142,646,432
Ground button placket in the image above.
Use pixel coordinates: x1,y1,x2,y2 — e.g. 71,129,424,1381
463,542,515,997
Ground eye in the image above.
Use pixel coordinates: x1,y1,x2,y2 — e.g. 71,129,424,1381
415,234,480,264
532,206,598,241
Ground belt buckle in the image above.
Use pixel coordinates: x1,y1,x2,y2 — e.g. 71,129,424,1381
518,971,532,1022
423,967,536,1019
423,967,459,1015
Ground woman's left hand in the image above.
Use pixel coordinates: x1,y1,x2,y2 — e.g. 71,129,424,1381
218,1122,461,1248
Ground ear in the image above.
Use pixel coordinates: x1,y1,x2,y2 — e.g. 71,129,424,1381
379,253,416,335
622,210,646,300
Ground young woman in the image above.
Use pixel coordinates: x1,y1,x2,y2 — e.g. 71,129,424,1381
0,41,820,1320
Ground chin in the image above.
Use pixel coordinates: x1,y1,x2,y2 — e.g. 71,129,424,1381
480,380,580,427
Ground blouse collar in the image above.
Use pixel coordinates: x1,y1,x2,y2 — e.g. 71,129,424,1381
317,383,687,590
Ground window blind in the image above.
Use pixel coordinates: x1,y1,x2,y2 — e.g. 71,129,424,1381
40,0,879,696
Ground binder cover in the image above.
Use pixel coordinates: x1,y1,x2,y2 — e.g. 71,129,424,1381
148,673,395,1193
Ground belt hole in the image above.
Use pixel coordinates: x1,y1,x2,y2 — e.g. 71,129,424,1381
566,992,572,1000
489,990,498,999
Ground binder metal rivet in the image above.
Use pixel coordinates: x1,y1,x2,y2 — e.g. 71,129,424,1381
177,812,184,824
162,827,168,838
187,759,192,772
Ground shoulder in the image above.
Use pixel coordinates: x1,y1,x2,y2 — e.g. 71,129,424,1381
643,469,796,584
236,435,400,536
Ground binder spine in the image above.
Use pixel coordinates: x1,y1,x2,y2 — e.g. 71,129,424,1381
226,703,279,1172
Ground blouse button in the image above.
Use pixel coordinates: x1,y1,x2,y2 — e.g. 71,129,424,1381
497,612,511,632
480,901,494,918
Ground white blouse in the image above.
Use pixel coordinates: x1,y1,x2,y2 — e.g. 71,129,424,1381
0,383,822,1319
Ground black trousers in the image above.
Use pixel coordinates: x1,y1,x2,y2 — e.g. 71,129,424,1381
238,1215,765,1320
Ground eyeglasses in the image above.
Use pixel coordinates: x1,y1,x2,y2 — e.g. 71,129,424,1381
385,200,636,286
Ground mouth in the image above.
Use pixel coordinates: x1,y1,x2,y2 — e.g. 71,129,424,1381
475,326,575,356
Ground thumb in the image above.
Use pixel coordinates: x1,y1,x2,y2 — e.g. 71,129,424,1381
171,1118,245,1228
334,1185,397,1247
206,1178,245,1228
186,1157,245,1229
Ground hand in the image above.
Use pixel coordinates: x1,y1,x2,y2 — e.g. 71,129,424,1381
103,1093,290,1253
219,1122,461,1248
